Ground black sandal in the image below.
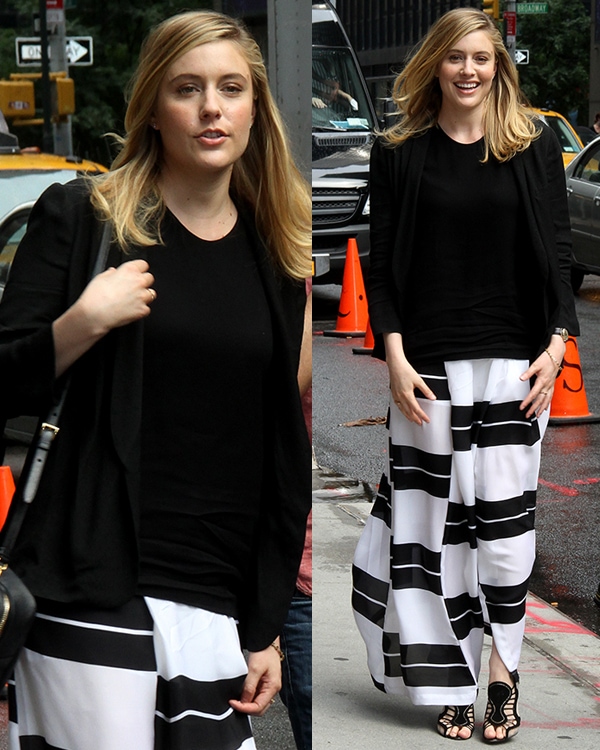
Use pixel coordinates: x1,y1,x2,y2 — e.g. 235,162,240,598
483,680,521,743
437,704,475,740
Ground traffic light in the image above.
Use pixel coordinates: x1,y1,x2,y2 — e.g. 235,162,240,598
0,80,35,118
482,0,500,20
55,77,75,116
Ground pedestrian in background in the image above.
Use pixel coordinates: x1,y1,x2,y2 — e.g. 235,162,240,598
592,111,600,135
280,279,313,750
352,8,578,744
0,10,311,750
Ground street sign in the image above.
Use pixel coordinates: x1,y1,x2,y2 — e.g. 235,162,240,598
46,0,65,25
516,3,548,13
65,38,92,65
515,49,530,65
15,36,93,67
504,11,517,37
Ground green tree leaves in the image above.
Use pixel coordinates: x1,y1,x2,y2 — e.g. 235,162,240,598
517,0,590,125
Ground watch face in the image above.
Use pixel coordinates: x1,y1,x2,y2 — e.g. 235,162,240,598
558,328,569,342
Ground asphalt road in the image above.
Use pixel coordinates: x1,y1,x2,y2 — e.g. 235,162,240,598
314,276,600,638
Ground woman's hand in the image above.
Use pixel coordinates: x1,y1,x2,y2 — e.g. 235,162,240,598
228,641,282,717
384,332,436,425
75,260,156,335
519,335,566,418
52,259,155,377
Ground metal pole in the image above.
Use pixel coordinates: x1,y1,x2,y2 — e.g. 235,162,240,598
48,7,73,155
505,0,517,63
39,0,53,153
267,0,311,182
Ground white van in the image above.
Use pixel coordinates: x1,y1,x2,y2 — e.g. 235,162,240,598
312,1,378,281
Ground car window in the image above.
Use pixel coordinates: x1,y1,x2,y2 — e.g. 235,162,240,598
312,47,376,131
544,115,582,155
572,143,600,184
0,208,30,300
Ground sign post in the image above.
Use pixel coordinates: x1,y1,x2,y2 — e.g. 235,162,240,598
47,0,72,155
39,0,53,153
505,1,517,63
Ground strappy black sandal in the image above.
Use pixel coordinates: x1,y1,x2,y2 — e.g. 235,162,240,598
483,679,521,743
437,704,475,740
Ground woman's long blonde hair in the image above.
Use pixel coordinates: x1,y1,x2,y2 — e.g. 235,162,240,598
384,8,540,162
88,10,311,279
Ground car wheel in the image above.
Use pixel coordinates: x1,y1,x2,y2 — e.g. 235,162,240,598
571,267,585,293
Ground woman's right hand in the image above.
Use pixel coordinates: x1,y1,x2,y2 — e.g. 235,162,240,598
76,259,155,334
52,259,155,377
384,332,436,426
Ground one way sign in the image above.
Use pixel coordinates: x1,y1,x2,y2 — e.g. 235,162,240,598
15,37,93,67
515,49,529,65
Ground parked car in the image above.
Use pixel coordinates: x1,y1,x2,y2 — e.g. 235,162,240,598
0,131,107,442
533,108,583,167
564,135,600,292
575,125,597,146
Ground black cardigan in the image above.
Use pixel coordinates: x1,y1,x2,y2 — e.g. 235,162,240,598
0,180,311,652
367,123,580,361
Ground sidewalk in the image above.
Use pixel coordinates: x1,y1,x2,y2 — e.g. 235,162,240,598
313,467,600,749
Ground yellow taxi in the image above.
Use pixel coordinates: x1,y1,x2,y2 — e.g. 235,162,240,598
0,131,107,441
532,108,584,167
0,131,107,299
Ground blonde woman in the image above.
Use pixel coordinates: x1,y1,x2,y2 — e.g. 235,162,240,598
352,8,578,743
0,11,311,750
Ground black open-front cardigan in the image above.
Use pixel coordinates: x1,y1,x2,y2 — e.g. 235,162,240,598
0,180,311,652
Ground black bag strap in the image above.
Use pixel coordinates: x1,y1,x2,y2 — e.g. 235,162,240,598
0,221,113,563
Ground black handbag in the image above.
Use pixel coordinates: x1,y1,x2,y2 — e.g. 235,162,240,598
0,221,112,685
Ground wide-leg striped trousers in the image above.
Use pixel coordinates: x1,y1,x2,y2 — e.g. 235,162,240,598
352,359,549,706
8,596,256,750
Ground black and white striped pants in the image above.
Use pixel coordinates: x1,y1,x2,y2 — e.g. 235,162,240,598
9,596,256,749
352,359,548,706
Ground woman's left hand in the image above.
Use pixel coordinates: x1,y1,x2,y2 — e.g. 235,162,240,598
519,337,566,418
229,641,283,716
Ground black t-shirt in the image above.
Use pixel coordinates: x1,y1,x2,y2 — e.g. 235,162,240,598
137,211,273,618
402,126,543,367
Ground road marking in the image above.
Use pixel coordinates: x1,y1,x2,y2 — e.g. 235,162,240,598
538,478,579,496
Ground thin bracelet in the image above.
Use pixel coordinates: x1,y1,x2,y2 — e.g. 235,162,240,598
544,348,561,370
270,642,285,661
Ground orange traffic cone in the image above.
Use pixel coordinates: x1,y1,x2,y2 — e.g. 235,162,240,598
323,237,368,338
352,317,375,355
0,466,15,530
549,337,600,424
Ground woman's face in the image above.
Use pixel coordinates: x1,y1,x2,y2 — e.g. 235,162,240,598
152,40,255,180
437,30,497,115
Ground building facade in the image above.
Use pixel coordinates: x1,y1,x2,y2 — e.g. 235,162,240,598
335,0,481,114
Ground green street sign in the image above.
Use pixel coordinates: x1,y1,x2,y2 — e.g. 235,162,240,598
516,2,549,12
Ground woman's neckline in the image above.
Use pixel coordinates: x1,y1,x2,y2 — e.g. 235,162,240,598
435,122,484,145
166,207,240,243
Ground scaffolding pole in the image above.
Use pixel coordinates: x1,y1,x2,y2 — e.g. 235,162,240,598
267,0,311,182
